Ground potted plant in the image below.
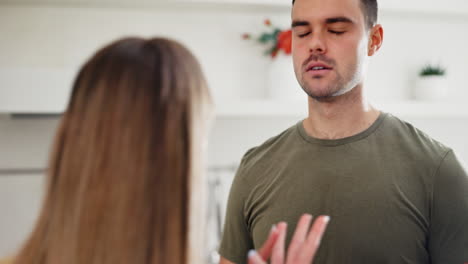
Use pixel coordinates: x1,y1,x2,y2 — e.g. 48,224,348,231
413,64,448,101
243,20,303,100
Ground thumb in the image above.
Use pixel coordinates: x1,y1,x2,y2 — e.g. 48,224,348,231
248,250,266,264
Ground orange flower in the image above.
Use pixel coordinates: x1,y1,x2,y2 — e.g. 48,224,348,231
264,19,271,26
277,29,292,54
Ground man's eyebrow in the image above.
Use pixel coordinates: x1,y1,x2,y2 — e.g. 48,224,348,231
325,17,354,24
291,20,309,28
291,17,355,28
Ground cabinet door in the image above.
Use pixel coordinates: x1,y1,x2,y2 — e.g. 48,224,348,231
0,68,75,113
0,174,44,257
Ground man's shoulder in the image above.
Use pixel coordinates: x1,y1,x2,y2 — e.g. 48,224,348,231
382,113,451,158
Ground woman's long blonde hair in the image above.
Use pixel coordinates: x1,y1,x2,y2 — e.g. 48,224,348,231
14,37,212,264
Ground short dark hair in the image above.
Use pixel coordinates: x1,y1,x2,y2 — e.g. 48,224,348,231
292,0,378,29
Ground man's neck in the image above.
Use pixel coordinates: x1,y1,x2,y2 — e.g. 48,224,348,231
303,86,380,140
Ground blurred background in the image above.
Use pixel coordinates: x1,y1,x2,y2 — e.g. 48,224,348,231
1,0,468,261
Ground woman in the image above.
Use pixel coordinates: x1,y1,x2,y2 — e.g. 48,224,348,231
10,37,328,264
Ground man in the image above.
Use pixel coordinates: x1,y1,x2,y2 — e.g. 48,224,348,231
219,0,468,263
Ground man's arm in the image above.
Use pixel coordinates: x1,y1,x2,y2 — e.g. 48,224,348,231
429,150,468,263
218,155,255,264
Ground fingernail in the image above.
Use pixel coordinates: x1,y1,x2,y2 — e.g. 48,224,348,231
248,249,257,258
271,224,277,232
323,216,330,223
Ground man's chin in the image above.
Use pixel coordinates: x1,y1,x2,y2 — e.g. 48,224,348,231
302,84,352,102
308,94,337,102
302,87,337,101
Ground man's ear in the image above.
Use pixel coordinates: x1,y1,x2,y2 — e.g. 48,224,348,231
368,24,384,56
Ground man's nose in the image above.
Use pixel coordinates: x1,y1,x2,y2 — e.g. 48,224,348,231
308,33,327,54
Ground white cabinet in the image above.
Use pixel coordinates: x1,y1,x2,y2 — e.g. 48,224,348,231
215,100,468,119
0,174,44,257
0,68,75,113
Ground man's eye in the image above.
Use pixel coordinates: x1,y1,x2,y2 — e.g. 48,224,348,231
298,32,310,38
329,30,345,35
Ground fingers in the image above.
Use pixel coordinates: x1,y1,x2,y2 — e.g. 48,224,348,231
258,224,280,260
271,222,287,264
248,250,267,264
297,215,330,263
250,214,330,264
286,214,313,263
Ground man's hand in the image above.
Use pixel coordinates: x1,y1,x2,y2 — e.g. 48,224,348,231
220,221,281,264
247,214,330,264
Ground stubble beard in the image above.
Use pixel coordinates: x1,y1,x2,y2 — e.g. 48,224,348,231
299,61,362,102
300,71,346,101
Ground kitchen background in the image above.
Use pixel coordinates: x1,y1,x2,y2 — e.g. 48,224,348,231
1,0,468,261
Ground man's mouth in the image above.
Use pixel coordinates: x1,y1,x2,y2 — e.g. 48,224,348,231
306,63,333,72
310,67,328,71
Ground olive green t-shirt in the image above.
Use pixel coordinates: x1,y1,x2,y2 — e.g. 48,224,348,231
219,113,468,264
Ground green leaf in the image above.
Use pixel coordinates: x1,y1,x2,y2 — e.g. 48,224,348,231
419,64,446,76
258,33,274,44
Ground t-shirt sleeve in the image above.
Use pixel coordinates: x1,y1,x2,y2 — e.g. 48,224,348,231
429,150,468,263
218,154,254,264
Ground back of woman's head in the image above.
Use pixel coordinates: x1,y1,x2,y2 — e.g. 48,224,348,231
14,37,211,264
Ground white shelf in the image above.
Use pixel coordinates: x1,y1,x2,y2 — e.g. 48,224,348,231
1,66,465,119
374,101,468,119
215,100,468,119
3,94,466,119
215,99,307,118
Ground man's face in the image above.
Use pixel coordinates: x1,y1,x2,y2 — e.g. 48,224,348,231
291,0,370,100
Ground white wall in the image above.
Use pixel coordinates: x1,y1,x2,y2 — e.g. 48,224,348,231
0,5,288,101
368,11,468,101
1,2,468,259
2,6,468,102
